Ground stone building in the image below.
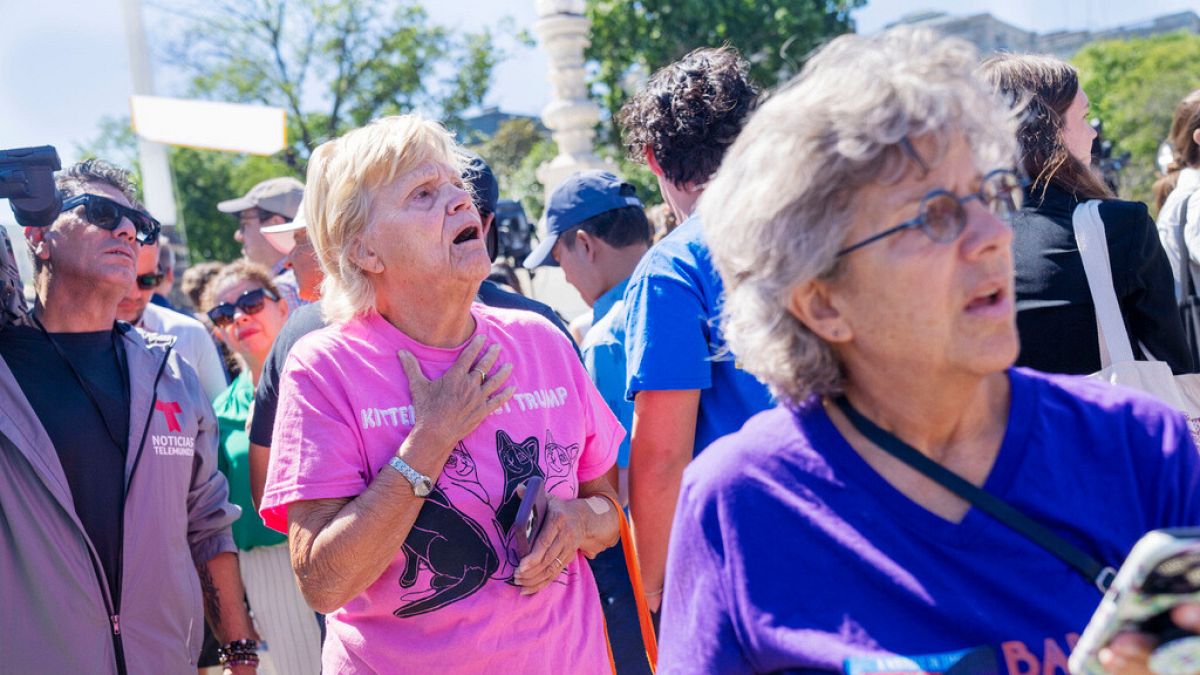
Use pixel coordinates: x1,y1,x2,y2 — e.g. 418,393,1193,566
887,10,1200,58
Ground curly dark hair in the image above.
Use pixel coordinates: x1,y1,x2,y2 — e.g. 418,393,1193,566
55,158,143,209
619,46,758,187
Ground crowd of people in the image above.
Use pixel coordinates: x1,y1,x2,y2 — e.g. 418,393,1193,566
3,23,1200,675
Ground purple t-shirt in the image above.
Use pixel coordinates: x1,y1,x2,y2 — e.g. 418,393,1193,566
660,368,1200,674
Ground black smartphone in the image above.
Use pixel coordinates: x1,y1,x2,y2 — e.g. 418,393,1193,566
514,476,548,559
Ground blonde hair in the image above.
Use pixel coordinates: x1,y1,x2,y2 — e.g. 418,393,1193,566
701,27,1018,405
306,115,465,325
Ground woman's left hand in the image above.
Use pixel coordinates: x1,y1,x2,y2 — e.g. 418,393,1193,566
1099,604,1200,674
513,494,588,595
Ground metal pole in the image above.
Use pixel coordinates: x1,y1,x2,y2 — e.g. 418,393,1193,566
120,0,180,232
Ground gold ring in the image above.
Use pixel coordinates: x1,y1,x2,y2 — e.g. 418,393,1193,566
471,369,485,384
554,556,564,568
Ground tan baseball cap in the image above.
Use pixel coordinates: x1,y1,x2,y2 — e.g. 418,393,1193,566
217,177,304,219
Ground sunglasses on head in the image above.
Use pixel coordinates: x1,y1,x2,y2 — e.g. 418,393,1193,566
206,288,279,327
62,193,161,245
135,272,164,290
836,169,1026,257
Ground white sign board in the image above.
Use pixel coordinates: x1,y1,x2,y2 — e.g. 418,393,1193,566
130,96,287,156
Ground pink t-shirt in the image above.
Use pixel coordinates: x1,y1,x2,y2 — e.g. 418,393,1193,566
260,304,622,674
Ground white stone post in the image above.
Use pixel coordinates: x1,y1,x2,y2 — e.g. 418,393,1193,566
527,0,608,320
533,0,606,201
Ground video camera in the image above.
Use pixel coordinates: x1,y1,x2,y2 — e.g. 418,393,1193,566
493,199,535,268
1,145,62,327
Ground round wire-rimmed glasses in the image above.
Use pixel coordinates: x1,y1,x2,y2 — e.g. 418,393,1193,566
836,169,1026,257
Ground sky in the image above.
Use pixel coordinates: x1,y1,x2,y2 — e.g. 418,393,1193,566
4,0,1199,164
2,0,1198,222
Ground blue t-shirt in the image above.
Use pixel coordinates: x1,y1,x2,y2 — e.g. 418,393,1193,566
623,214,773,455
660,368,1200,674
582,278,632,467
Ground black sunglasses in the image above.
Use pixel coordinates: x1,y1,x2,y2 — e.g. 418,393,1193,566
206,288,279,327
135,272,164,290
836,169,1025,257
62,194,161,245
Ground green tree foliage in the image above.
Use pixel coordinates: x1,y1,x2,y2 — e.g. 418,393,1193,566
170,149,300,263
585,0,863,146
164,0,500,169
84,0,506,264
469,118,662,226
77,116,298,264
1073,31,1200,209
469,118,555,219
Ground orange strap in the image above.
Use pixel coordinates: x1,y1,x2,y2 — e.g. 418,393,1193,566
597,492,658,673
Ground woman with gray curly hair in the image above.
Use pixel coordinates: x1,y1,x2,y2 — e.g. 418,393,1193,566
657,28,1200,673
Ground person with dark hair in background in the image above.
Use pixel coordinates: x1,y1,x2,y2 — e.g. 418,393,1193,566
182,261,226,311
0,159,259,674
525,170,653,673
464,151,578,349
117,237,228,401
616,46,773,617
1156,89,1200,297
150,235,178,310
201,261,322,675
182,260,243,385
980,54,1192,375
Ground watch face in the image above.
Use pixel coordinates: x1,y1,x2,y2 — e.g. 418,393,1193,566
414,476,433,497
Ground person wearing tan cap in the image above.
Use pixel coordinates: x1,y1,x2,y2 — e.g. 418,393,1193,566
218,177,307,310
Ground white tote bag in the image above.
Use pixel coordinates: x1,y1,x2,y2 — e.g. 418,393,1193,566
1074,199,1200,446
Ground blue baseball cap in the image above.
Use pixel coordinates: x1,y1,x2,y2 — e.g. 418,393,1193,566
523,170,643,269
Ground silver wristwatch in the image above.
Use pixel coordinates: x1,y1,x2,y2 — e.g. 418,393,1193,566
387,455,433,497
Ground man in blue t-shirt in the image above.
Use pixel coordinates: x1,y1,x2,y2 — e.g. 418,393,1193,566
524,170,650,495
524,170,654,675
617,46,774,613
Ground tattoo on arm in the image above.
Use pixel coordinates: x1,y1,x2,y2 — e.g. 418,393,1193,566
196,563,223,638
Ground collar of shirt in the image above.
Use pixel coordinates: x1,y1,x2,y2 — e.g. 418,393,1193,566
592,277,630,326
271,258,288,277
1178,167,1200,195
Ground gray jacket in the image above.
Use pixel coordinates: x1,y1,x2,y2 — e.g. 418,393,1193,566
0,324,239,675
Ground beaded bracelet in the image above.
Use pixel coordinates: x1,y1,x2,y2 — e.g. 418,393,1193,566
218,639,260,667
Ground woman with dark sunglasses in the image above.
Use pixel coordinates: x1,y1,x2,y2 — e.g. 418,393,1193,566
658,28,1200,673
200,261,321,675
980,54,1193,376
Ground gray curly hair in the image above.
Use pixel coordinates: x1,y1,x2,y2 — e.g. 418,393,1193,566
700,27,1018,405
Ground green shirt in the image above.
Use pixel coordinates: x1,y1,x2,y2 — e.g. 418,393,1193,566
213,372,286,550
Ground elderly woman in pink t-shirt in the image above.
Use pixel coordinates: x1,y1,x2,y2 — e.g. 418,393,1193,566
259,116,624,673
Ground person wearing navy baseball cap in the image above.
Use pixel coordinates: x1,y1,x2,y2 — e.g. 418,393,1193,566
523,171,645,271
525,169,653,675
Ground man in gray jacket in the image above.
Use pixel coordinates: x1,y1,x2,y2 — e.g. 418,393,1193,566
0,160,259,674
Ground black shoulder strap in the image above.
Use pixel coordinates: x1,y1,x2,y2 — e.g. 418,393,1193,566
832,396,1115,593
1176,195,1196,299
